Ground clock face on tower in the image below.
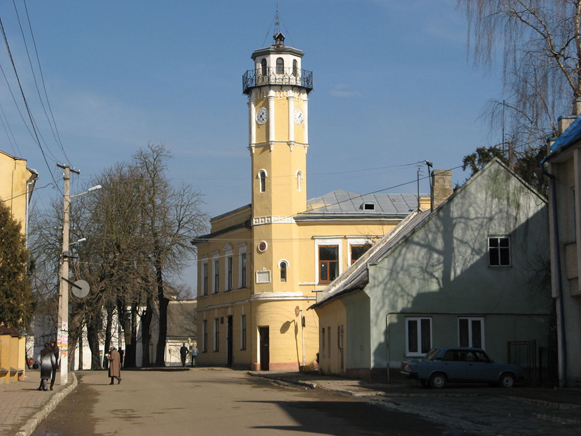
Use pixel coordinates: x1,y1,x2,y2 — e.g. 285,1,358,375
294,108,304,125
256,108,268,125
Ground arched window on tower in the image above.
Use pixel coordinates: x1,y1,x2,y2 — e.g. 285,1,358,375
296,170,303,191
279,260,288,282
293,60,298,76
258,170,267,193
276,57,284,74
261,59,267,76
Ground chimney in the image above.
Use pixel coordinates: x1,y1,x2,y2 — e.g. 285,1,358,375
558,115,577,136
431,170,453,211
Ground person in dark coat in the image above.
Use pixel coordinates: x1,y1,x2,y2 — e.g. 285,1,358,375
180,343,189,367
49,339,60,390
106,347,122,385
38,343,55,391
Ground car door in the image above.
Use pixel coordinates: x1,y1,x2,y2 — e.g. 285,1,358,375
441,349,467,381
465,350,495,381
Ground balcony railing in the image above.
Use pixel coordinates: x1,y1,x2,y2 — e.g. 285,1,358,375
243,67,313,94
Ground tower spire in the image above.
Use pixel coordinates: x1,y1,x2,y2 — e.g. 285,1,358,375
273,6,285,47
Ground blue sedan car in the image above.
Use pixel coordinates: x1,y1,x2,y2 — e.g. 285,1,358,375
400,347,523,389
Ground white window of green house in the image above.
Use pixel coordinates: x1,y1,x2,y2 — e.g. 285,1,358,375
406,317,432,356
458,318,484,349
202,319,207,352
240,315,247,350
201,261,208,296
488,236,510,267
214,318,220,351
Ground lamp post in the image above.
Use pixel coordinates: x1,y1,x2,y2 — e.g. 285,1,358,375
57,163,101,385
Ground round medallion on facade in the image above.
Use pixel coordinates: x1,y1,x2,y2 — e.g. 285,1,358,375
294,108,304,125
258,240,268,252
256,108,269,125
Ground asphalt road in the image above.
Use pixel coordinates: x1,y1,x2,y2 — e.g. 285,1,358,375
31,368,446,436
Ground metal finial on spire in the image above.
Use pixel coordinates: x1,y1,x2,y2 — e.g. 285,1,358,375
273,5,285,47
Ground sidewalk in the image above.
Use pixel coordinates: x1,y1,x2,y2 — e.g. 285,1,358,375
248,370,581,424
0,370,77,436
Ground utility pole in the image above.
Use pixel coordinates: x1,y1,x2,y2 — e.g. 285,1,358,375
57,163,79,385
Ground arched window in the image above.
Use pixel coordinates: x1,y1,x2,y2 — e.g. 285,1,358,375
258,170,267,193
276,57,284,74
293,60,298,76
279,260,288,282
261,59,267,75
296,170,303,191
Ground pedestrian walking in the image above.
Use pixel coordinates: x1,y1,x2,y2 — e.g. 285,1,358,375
180,343,189,367
191,343,198,367
37,343,55,391
49,339,60,390
106,347,122,385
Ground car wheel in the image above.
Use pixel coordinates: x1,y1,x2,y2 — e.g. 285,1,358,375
499,373,515,388
429,373,447,389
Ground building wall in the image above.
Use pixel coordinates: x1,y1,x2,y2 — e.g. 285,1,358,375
0,150,34,235
548,146,581,386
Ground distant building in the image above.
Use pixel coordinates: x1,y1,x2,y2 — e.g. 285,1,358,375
313,161,553,383
192,30,426,371
545,115,581,387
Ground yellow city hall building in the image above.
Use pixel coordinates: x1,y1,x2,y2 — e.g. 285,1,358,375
192,32,426,371
0,150,38,238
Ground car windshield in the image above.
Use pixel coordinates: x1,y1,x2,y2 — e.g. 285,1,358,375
425,348,440,361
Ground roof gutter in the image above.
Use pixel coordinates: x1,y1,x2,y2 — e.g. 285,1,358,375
541,154,568,387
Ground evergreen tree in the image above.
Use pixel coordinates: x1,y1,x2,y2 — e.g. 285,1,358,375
0,201,34,329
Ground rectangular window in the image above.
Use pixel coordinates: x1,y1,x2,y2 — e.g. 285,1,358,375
319,246,339,283
214,318,220,351
202,320,208,352
240,315,247,350
226,256,233,291
488,236,510,266
406,317,432,356
350,245,368,264
240,253,247,288
458,318,484,349
202,262,208,296
321,328,326,358
213,259,220,293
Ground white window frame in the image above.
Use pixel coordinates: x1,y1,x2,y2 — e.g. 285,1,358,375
321,327,326,359
458,317,485,349
405,317,432,357
223,244,233,292
278,259,289,282
238,245,247,289
347,238,372,265
314,238,343,284
488,236,511,267
258,169,267,193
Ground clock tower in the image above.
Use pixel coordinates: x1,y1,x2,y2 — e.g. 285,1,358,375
243,31,313,220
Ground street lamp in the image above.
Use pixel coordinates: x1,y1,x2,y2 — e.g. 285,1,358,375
57,164,101,385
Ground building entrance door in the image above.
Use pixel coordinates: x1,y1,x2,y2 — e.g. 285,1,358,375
259,327,269,371
227,316,233,367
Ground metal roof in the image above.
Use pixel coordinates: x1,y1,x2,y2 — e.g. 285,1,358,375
551,115,581,153
303,190,422,216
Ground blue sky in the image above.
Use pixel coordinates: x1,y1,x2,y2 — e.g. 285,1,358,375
1,0,502,288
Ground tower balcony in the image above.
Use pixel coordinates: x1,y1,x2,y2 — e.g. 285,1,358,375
243,67,313,94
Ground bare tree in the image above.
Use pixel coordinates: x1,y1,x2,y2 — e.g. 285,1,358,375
133,143,207,366
458,0,581,191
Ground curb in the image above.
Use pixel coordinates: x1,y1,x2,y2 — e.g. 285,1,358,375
14,373,78,436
